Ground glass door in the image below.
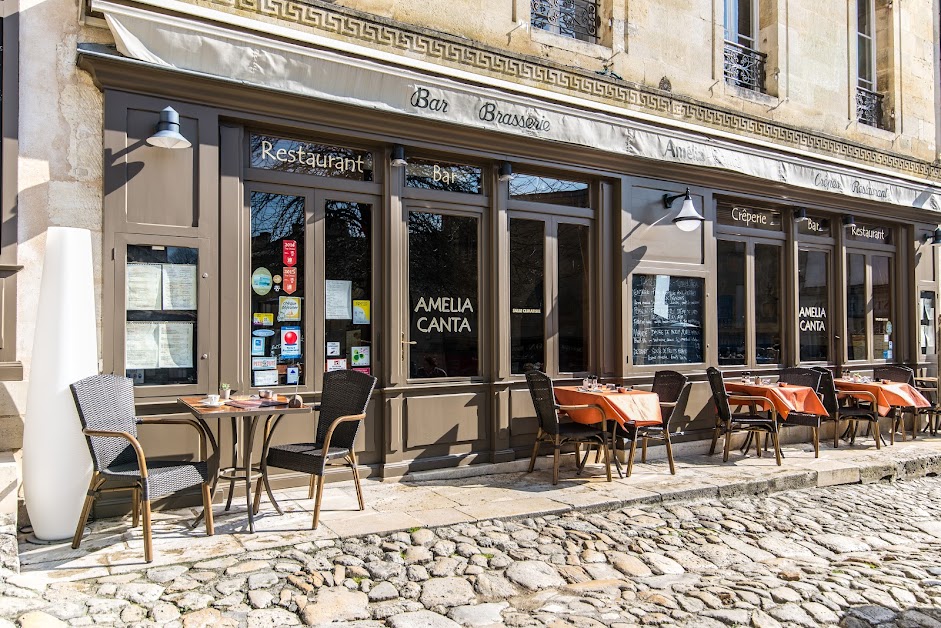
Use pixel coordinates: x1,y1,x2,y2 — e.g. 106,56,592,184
797,247,833,363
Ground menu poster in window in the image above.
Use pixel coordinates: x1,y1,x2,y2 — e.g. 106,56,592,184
631,275,704,365
325,280,352,319
254,369,279,387
127,264,163,310
162,264,198,310
353,300,370,324
126,322,160,369
159,322,195,368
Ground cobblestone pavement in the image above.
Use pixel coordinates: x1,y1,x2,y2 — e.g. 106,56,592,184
2,477,941,628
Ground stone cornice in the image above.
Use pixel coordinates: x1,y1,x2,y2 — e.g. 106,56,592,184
175,0,939,182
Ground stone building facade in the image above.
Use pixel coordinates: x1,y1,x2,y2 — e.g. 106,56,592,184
1,0,940,523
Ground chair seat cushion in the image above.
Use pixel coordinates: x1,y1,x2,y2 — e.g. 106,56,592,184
782,412,821,427
105,460,209,500
837,407,878,419
555,422,605,439
267,442,351,474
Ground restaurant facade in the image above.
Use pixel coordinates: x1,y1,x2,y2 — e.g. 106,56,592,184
4,0,941,513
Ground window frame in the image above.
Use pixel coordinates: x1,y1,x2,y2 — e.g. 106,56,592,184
724,0,757,49
856,0,877,92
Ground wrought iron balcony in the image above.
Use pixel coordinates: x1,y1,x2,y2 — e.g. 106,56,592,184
723,40,767,93
856,87,885,129
531,0,599,44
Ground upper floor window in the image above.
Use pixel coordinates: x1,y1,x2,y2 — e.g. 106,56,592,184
856,0,885,128
723,0,766,92
531,0,599,45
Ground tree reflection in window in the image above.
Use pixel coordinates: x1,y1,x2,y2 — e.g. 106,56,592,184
405,158,482,194
509,173,589,207
408,212,479,378
325,201,372,372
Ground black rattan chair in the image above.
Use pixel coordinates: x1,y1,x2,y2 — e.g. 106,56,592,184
612,371,689,476
70,374,214,563
777,367,823,457
873,365,918,442
259,369,377,529
706,367,782,465
812,367,880,449
525,370,613,485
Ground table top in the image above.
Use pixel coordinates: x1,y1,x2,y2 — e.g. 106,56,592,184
833,379,930,416
178,395,314,417
554,386,662,427
724,381,827,419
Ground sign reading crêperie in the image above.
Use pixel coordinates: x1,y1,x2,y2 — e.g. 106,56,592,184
716,206,782,232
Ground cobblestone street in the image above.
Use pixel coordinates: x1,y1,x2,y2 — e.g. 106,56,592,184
1,475,940,627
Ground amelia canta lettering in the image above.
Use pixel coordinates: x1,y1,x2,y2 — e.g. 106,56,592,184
414,297,474,333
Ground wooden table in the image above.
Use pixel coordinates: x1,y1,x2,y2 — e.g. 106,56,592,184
178,396,313,533
553,386,661,427
724,382,827,419
833,379,930,417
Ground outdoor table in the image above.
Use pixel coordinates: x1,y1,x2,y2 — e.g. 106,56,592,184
553,386,661,428
178,396,313,533
833,379,930,417
724,381,827,419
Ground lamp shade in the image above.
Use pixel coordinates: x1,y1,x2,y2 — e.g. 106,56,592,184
498,162,513,181
146,107,191,150
794,208,808,222
842,215,857,228
928,226,941,245
672,195,705,232
23,227,98,540
391,144,407,167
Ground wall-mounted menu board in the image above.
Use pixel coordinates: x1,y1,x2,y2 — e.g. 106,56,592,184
632,274,704,365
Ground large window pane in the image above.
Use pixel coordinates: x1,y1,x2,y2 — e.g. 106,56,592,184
846,253,867,361
717,240,746,365
798,250,830,362
509,174,589,207
250,192,305,387
409,212,479,378
510,219,545,374
325,201,372,375
755,244,782,364
558,223,590,372
872,256,892,360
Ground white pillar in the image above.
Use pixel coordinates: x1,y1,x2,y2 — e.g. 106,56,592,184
23,227,98,541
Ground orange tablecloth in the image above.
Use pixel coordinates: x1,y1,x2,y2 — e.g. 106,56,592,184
724,382,827,419
833,379,931,416
553,386,661,427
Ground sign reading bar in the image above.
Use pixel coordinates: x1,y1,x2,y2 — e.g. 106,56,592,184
798,215,832,237
846,222,892,244
405,158,482,194
632,274,704,365
250,134,374,181
716,206,782,232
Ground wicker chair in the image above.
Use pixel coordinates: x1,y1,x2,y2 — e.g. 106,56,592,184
69,374,214,563
812,367,880,449
873,365,919,442
524,370,613,485
259,369,376,529
776,367,824,457
612,371,689,476
706,367,781,465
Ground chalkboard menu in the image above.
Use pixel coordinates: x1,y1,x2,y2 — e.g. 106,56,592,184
632,274,704,365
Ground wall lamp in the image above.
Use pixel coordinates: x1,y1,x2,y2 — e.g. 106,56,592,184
923,226,941,245
662,187,705,232
794,207,808,222
498,162,513,182
146,107,191,150
842,215,857,229
391,144,408,167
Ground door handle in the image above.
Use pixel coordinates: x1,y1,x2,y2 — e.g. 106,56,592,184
400,334,416,361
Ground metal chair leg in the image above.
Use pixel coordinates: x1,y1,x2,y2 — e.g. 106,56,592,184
527,429,542,473
202,483,215,536
71,474,102,550
350,453,365,511
552,436,561,485
311,472,326,530
131,487,140,528
664,432,676,475
708,419,721,455
142,499,153,563
772,430,782,466
812,427,819,458
723,421,733,462
641,438,648,463
627,436,638,477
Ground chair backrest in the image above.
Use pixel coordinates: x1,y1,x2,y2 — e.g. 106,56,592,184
663,382,692,430
705,367,732,422
524,370,561,435
652,370,688,404
70,374,139,472
778,367,822,391
811,367,838,417
316,369,377,450
873,365,915,386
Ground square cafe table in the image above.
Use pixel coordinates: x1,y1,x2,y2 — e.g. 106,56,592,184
724,381,827,419
833,379,930,418
178,396,313,533
553,386,662,427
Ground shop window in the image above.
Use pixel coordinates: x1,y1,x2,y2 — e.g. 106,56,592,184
716,240,783,366
249,192,306,387
325,201,373,375
531,0,599,45
798,249,830,362
557,223,590,372
920,291,936,359
847,252,894,362
408,212,479,378
509,173,589,208
632,275,704,366
125,245,199,386
510,218,545,373
405,158,482,194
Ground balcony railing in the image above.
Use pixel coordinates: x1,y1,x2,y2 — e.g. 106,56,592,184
856,87,885,129
723,40,767,93
531,0,599,44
